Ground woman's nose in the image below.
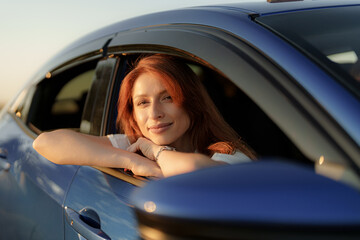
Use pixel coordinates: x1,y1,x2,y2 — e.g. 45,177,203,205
149,102,164,119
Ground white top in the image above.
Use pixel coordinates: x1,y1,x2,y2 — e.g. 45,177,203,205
107,134,251,164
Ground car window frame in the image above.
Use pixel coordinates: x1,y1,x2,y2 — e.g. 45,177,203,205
100,23,360,185
80,56,120,136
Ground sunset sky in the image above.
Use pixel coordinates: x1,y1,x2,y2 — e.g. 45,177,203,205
0,0,260,105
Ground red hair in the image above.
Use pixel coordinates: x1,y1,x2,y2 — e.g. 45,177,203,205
117,54,256,159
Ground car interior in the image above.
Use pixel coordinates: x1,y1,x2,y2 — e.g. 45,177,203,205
26,60,98,133
188,60,309,164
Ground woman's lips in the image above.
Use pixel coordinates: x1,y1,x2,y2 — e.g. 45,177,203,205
148,123,173,134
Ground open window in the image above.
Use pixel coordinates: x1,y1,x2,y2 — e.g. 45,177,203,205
109,53,309,166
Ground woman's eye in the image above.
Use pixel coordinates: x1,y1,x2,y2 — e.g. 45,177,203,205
137,100,148,106
162,95,172,102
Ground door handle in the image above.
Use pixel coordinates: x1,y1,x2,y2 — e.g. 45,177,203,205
65,206,111,240
0,148,10,171
0,148,8,159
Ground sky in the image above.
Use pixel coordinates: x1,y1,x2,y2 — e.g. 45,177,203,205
0,0,261,105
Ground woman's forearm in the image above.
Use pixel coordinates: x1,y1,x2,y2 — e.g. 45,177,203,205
33,130,163,177
33,129,133,167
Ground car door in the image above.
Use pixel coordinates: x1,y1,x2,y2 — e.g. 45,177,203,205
0,57,102,239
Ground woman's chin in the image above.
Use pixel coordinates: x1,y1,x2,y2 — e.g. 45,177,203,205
150,137,173,146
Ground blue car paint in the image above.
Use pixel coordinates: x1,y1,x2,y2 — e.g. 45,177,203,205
64,166,139,239
0,114,79,239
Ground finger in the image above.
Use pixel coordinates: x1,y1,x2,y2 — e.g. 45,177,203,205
138,137,158,160
127,141,139,153
153,171,164,178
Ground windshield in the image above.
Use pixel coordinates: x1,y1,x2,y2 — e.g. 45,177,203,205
256,5,360,98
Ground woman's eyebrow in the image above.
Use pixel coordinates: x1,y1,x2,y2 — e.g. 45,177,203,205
158,90,169,95
133,94,147,99
133,90,168,99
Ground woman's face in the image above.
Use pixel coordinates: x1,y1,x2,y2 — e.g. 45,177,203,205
132,72,191,150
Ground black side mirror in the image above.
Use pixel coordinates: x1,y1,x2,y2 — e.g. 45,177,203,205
131,160,360,239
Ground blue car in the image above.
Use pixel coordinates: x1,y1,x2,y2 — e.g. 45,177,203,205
1,0,360,239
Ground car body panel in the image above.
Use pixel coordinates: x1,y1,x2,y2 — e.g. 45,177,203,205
64,166,139,240
0,114,79,239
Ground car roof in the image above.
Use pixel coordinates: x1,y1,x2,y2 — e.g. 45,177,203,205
63,0,360,53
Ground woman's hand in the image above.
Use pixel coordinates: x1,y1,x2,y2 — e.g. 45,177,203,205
129,154,163,178
127,137,161,161
127,137,163,177
126,137,222,178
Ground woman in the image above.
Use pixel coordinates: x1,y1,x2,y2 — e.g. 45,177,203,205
33,54,256,178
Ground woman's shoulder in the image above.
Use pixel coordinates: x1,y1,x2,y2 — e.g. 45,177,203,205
107,134,131,150
211,151,252,164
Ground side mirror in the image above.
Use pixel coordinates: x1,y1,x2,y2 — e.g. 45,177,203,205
131,160,360,239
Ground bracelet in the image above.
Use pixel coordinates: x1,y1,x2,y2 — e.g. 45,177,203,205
155,146,176,161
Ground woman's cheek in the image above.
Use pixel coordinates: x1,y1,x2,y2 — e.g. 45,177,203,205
134,110,148,133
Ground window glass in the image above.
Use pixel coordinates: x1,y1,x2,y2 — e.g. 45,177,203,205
55,70,94,101
257,6,360,97
51,70,94,117
27,61,97,132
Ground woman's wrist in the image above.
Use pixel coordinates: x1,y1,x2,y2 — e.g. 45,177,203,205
155,146,176,162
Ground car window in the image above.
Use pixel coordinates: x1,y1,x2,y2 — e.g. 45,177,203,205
26,61,98,133
256,6,360,98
